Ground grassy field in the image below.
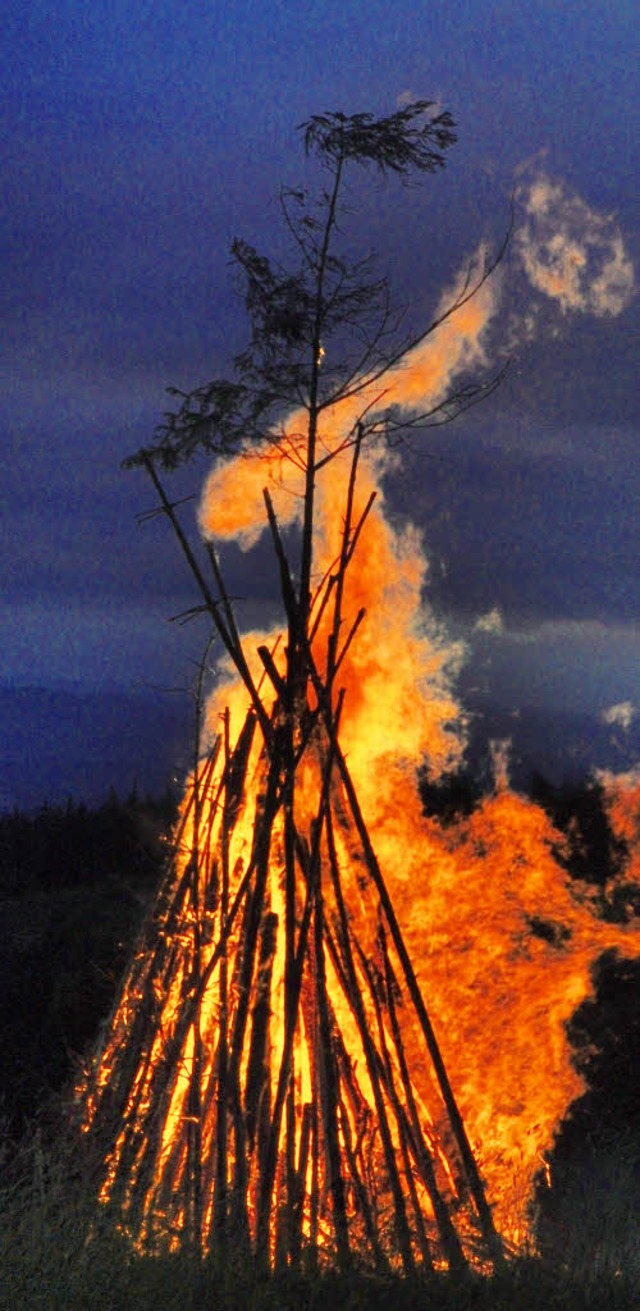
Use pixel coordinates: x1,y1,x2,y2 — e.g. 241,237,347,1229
1,1135,637,1311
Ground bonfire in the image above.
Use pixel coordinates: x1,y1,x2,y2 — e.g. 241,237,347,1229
76,105,640,1276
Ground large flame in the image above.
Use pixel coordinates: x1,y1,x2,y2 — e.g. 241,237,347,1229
77,251,640,1268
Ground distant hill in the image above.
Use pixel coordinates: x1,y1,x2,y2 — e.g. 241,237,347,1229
0,684,192,812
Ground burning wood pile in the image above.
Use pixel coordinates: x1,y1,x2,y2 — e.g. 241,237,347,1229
78,423,504,1273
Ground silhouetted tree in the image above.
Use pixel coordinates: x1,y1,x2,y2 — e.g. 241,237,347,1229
129,104,506,467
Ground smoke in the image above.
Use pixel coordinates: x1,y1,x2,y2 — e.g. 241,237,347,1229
516,171,635,317
602,701,636,732
474,607,504,636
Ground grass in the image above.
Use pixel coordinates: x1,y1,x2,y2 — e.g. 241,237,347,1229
0,1134,637,1311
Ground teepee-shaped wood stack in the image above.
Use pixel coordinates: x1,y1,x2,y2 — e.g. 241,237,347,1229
77,435,504,1276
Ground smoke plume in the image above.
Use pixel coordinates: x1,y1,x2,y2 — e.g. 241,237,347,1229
516,171,635,317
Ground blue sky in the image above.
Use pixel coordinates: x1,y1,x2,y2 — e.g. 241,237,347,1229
1,1,638,742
